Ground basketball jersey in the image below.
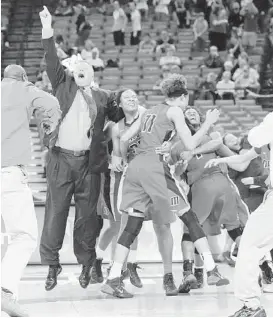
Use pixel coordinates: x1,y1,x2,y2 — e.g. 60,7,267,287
136,103,174,155
186,135,227,185
118,112,141,162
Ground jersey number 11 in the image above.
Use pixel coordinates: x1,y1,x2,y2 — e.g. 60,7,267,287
142,114,157,133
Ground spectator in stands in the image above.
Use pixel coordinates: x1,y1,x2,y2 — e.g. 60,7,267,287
201,45,224,68
156,30,175,45
227,26,244,59
156,30,176,54
170,0,191,29
35,59,52,93
135,0,149,20
240,0,259,52
139,32,157,53
1,13,9,48
189,11,208,59
129,2,142,45
191,0,208,14
170,64,182,74
216,71,236,100
54,0,74,16
217,60,233,80
153,65,171,90
159,46,182,68
81,39,99,61
154,0,171,20
81,40,104,71
55,35,68,60
194,71,218,101
233,55,259,82
75,6,93,49
112,1,128,46
235,64,260,98
228,2,243,32
209,0,228,51
259,17,273,88
253,0,273,33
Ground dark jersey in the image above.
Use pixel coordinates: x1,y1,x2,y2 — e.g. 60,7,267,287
136,103,174,155
118,113,141,163
186,135,228,185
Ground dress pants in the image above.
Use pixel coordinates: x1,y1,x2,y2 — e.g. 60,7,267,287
40,147,100,266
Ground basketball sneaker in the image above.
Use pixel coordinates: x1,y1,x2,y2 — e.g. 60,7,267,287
90,258,104,284
261,261,273,284
207,266,230,286
178,260,198,292
263,284,273,293
127,262,143,288
163,273,178,296
101,277,133,298
230,305,267,317
1,288,29,317
194,268,204,288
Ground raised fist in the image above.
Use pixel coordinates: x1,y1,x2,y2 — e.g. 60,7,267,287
205,109,220,126
39,6,52,28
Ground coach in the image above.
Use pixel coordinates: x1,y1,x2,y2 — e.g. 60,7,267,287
38,6,124,291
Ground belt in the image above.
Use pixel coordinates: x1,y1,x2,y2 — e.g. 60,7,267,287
53,146,89,157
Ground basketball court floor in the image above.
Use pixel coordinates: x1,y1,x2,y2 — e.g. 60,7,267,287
2,263,273,317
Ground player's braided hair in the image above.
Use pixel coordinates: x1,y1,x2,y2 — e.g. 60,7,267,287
161,74,188,98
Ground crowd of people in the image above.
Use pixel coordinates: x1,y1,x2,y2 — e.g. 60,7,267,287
31,0,273,106
1,1,273,318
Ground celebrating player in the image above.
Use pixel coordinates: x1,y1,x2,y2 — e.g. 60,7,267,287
101,74,229,298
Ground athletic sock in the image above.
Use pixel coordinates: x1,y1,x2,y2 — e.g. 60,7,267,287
96,247,105,260
108,261,123,279
194,237,215,272
127,250,137,263
200,252,215,272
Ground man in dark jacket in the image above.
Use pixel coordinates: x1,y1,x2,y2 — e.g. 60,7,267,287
39,6,124,291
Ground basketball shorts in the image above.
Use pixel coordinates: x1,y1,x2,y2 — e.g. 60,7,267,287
120,154,190,225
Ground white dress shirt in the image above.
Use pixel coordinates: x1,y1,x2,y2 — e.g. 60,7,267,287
56,90,91,151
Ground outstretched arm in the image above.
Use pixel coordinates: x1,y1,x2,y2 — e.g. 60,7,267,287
40,6,65,91
205,147,259,169
167,107,219,151
27,83,62,134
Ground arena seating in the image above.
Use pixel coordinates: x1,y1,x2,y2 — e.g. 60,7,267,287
1,1,270,201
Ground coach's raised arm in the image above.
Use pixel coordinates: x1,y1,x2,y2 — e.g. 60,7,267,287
40,6,65,91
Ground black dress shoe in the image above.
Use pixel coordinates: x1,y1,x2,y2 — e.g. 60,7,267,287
90,258,104,284
79,265,92,288
45,264,62,291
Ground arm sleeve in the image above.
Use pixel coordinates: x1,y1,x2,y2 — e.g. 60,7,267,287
27,84,62,126
42,28,66,91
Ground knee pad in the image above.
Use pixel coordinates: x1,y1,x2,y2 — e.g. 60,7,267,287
118,213,143,249
228,227,244,242
182,233,192,242
180,210,205,242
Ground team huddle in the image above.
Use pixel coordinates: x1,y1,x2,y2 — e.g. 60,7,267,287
85,74,272,317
